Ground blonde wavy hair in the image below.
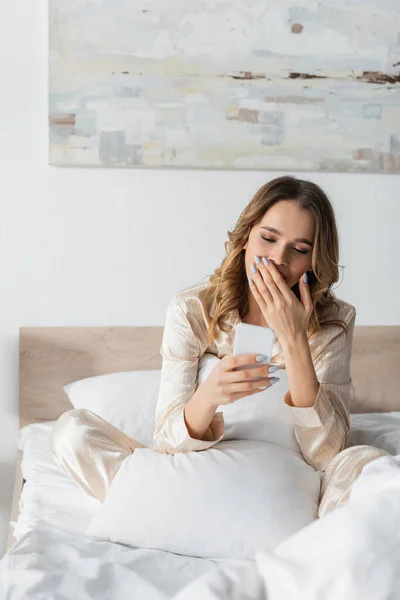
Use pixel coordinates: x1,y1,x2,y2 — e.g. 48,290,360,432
204,175,348,346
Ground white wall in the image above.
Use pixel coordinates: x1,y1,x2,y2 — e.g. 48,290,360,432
0,0,399,557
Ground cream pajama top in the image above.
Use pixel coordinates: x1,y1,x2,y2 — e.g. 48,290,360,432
153,278,355,469
151,279,390,518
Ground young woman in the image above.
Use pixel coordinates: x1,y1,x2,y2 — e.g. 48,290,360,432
50,176,388,518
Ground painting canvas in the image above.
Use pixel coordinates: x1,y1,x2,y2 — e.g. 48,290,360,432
49,1,400,171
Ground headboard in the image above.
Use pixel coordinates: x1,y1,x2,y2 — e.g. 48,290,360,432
19,325,400,428
350,326,399,413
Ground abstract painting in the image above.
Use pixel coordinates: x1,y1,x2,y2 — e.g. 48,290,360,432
49,1,400,171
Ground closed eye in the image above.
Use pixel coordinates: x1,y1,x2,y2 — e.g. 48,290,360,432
261,236,309,255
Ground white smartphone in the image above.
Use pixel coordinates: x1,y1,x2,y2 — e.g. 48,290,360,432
232,322,275,378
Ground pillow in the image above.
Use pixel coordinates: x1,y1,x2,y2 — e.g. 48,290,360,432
62,357,226,448
63,370,161,447
86,439,321,560
197,354,301,454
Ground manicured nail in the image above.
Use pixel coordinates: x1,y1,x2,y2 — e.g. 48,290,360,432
303,272,308,283
248,277,254,287
268,365,280,374
250,263,257,274
254,255,261,264
257,386,267,390
269,377,279,385
262,257,269,267
256,354,267,362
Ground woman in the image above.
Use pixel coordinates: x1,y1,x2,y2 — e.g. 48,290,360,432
50,176,388,518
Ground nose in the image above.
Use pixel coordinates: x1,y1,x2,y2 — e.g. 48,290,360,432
269,252,289,268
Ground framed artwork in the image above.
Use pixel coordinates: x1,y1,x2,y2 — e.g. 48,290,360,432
49,1,400,171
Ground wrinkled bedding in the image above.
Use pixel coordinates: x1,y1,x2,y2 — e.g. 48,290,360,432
2,453,400,599
1,416,400,599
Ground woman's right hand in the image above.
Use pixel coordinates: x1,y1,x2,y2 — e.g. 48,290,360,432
201,354,280,408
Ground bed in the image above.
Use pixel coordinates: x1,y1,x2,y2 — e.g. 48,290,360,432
3,325,400,599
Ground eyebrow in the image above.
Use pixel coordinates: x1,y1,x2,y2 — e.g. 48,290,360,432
260,226,314,247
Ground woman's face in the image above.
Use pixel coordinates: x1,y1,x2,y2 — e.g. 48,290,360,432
244,200,315,289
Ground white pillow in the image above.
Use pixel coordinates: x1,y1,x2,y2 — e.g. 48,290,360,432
86,439,321,560
197,354,301,454
63,370,161,447
61,359,220,448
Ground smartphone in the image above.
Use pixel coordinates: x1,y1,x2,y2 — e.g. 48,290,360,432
232,322,275,378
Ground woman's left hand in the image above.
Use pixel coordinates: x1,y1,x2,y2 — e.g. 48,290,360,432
249,257,313,348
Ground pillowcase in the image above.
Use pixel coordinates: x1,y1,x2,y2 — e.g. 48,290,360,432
63,370,161,447
197,354,302,454
86,439,321,560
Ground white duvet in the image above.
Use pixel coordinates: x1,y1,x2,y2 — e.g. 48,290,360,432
1,417,400,599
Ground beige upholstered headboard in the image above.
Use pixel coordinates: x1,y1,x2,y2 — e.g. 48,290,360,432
19,325,400,429
350,326,400,413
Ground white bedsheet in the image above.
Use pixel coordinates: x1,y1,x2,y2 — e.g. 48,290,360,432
1,523,254,599
2,453,400,599
2,413,399,599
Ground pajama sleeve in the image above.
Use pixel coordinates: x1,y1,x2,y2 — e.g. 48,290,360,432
153,296,224,454
284,305,356,471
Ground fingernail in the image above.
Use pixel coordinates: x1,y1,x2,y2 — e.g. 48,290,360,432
257,386,267,390
256,354,267,362
254,255,261,264
262,257,269,267
269,377,279,385
268,365,280,374
303,272,308,283
250,263,257,274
